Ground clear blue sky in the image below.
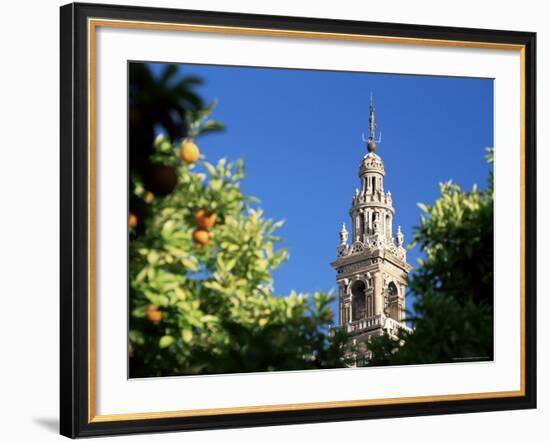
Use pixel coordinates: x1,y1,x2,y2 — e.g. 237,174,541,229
147,62,493,318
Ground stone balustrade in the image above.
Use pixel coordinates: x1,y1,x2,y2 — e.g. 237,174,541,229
330,314,412,336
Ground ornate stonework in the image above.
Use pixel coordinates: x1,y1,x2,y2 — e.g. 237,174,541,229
331,98,412,366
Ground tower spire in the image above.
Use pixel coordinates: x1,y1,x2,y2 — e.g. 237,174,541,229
362,94,382,153
369,93,376,142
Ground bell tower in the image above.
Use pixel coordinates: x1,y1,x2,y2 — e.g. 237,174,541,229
331,97,412,366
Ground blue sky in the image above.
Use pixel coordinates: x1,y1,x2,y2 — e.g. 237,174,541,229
146,62,493,318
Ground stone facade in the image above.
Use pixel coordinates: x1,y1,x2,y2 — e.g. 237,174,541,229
331,99,412,366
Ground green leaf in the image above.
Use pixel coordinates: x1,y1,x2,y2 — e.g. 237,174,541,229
203,162,217,176
159,335,175,348
181,256,199,272
210,179,223,191
225,258,237,272
147,250,160,265
417,202,430,213
200,315,218,323
129,330,145,344
159,140,172,153
144,290,167,306
161,220,176,236
182,329,193,343
200,120,225,134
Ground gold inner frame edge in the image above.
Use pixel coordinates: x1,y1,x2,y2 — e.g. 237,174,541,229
87,17,527,423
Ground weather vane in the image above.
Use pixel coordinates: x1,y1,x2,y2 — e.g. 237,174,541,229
362,93,382,152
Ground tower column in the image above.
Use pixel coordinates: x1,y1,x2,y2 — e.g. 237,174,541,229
400,283,407,321
373,272,383,315
338,285,344,324
348,288,353,323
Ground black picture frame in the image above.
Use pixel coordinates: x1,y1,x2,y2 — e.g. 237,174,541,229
60,2,537,438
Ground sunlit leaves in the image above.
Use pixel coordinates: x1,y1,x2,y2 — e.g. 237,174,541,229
181,329,193,343
129,133,345,377
368,150,494,366
159,335,175,348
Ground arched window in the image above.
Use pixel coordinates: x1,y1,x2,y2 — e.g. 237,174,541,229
351,280,366,321
387,282,399,321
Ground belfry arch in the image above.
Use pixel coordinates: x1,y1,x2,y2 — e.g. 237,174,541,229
387,281,400,321
351,280,367,321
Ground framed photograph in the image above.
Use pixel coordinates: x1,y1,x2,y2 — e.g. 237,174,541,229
60,2,537,438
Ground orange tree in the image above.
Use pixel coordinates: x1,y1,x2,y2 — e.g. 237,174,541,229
128,110,347,377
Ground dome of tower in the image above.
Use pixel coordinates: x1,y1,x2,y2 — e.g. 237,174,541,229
359,151,385,175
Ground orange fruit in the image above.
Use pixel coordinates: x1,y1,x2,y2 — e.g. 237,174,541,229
129,213,138,227
146,305,162,323
145,165,177,196
192,228,210,246
179,139,200,164
194,209,217,229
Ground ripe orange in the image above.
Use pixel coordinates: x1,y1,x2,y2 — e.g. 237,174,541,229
179,139,200,164
194,209,217,229
145,164,178,196
192,228,210,246
146,305,162,323
129,213,138,227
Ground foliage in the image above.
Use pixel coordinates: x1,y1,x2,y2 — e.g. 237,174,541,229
368,149,494,366
129,124,346,377
128,63,346,376
129,63,220,174
129,63,224,226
